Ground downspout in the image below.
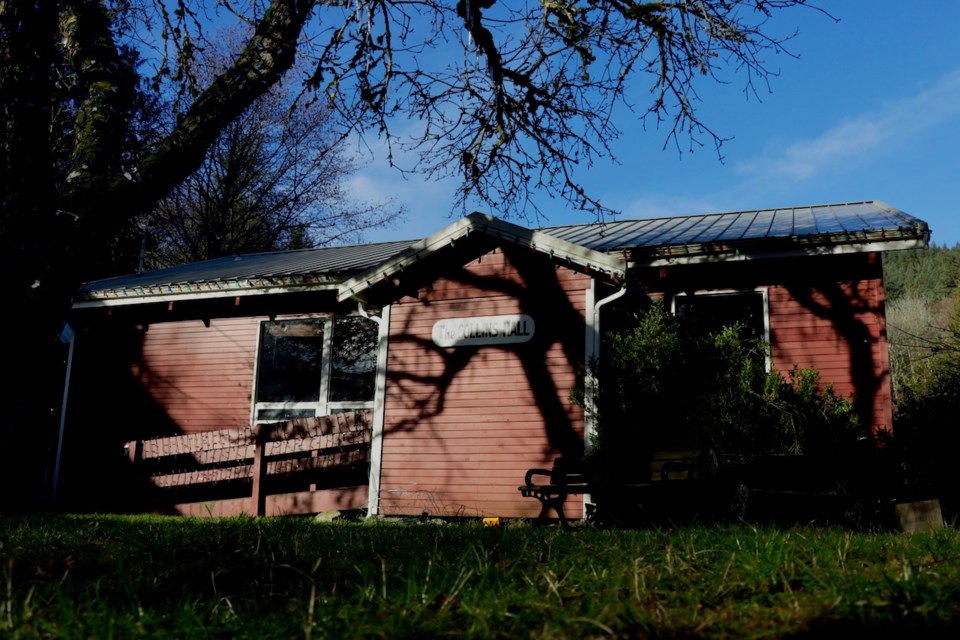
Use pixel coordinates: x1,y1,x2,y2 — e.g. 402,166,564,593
358,303,390,517
582,281,628,520
583,281,628,453
52,322,76,504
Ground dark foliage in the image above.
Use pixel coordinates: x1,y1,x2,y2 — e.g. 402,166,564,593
588,301,863,469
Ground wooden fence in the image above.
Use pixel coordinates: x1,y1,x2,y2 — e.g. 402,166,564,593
125,410,371,515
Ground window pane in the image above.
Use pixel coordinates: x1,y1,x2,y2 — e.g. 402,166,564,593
329,316,378,402
256,319,325,403
675,292,765,340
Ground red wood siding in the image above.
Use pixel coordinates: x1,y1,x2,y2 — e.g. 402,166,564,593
768,277,892,434
67,314,369,516
134,317,259,433
68,247,894,519
379,246,592,519
127,317,372,516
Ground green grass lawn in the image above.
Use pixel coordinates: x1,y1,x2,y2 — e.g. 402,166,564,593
2,515,959,638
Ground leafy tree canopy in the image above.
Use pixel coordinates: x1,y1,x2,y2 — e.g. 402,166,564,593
3,1,823,296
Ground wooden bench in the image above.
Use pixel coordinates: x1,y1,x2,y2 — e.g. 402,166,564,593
125,410,371,515
519,449,716,525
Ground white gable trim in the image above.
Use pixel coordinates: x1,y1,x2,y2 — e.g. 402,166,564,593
337,213,628,302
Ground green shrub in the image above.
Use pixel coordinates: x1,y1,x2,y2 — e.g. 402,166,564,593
589,300,861,470
888,289,960,516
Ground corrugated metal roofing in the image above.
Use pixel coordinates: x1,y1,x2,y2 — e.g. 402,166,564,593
79,239,414,296
540,201,927,251
78,200,928,301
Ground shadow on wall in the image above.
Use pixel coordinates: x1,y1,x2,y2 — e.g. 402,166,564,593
59,247,896,520
60,320,369,515
782,278,887,438
774,256,889,440
383,242,597,459
370,240,631,519
60,321,182,513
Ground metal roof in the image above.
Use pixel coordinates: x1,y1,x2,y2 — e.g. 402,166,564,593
76,200,928,305
78,239,414,299
541,201,928,252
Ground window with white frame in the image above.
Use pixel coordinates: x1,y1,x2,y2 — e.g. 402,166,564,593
673,289,769,343
253,316,379,422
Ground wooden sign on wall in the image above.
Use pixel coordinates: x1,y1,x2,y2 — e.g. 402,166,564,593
432,314,535,347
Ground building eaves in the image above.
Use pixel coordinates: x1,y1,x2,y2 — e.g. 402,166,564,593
74,201,930,309
74,239,415,307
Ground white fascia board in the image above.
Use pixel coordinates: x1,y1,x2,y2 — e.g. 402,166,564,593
336,218,477,301
337,213,628,302
72,282,340,310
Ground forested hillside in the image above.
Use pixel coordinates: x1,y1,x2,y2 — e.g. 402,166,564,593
884,244,960,402
883,243,960,512
884,244,960,301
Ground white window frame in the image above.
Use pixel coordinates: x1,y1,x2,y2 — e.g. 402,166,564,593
671,287,771,369
250,314,378,423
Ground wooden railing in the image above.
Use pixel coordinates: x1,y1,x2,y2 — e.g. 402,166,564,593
125,410,371,515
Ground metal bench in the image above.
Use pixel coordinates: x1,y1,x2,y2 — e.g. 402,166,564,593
519,449,716,525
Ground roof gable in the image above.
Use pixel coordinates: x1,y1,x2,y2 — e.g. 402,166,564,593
337,213,628,305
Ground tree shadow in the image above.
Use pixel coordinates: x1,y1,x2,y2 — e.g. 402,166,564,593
384,242,590,458
61,245,898,523
61,316,371,515
781,277,888,436
60,320,181,512
369,239,633,518
620,253,897,525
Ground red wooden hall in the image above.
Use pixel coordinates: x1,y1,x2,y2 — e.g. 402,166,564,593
56,201,928,520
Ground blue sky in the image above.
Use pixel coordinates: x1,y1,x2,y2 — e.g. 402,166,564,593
351,1,960,247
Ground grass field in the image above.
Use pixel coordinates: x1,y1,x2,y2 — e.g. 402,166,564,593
2,515,959,638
